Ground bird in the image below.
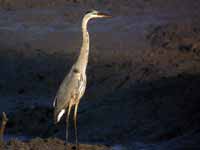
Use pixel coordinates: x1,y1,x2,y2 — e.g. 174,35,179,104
53,10,111,149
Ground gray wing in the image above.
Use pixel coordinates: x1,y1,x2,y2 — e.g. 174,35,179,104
53,67,86,123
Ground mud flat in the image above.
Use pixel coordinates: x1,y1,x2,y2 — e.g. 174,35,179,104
0,138,110,150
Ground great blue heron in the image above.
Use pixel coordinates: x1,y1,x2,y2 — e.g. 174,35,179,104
53,10,111,149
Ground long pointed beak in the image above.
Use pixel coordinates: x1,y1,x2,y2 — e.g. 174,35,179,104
97,12,112,18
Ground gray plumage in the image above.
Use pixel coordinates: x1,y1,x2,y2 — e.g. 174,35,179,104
53,66,86,120
53,10,111,149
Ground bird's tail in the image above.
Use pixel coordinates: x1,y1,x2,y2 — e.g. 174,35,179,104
54,109,65,124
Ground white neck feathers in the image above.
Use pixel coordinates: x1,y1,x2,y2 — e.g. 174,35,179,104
75,14,92,73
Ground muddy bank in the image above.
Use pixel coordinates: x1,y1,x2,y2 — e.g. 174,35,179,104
0,0,200,149
0,0,194,14
1,21,200,96
0,138,109,150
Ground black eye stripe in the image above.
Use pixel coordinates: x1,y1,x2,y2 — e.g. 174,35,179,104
85,9,96,14
86,10,92,14
73,68,80,73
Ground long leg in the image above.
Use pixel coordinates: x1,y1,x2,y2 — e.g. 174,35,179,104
74,102,80,150
66,100,73,149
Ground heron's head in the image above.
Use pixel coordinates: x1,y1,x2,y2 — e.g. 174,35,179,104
85,10,111,19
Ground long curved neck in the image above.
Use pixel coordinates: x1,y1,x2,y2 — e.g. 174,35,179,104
75,16,90,73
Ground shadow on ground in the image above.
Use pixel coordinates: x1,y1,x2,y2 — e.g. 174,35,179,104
2,73,200,149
